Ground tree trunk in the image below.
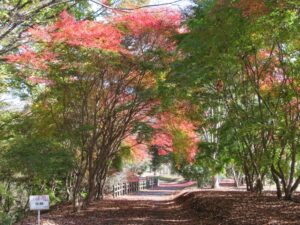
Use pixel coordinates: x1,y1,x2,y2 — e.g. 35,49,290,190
85,145,97,207
271,166,282,198
244,172,254,192
232,167,240,187
96,165,109,200
71,166,86,212
254,178,263,194
85,172,96,207
243,162,254,192
284,190,293,200
211,175,219,189
72,179,82,212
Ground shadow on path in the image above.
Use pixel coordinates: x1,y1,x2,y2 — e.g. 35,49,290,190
19,181,199,225
35,197,200,225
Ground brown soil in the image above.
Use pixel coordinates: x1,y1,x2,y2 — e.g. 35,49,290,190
18,186,300,225
18,199,200,225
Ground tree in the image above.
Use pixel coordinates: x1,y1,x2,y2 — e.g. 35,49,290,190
0,0,85,56
4,8,181,209
0,108,75,223
167,0,300,198
149,112,199,165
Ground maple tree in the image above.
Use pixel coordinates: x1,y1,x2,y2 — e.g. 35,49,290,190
3,1,300,224
4,8,182,210
149,113,198,164
166,0,300,197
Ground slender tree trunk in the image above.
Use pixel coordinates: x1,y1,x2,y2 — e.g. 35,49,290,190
85,145,97,207
211,175,219,189
85,171,96,207
96,165,109,200
66,173,74,202
232,167,240,187
244,168,254,192
72,165,86,212
284,145,297,200
254,177,263,194
72,181,81,212
271,166,282,198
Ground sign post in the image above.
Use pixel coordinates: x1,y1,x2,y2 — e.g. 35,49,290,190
38,210,40,225
29,195,50,225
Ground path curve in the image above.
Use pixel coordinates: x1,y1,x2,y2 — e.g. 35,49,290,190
20,181,200,225
117,181,196,200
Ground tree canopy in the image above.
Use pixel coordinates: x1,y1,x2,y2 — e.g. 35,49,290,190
2,0,300,224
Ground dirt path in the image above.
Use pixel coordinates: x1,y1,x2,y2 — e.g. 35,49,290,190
20,181,200,225
117,181,196,200
20,184,300,225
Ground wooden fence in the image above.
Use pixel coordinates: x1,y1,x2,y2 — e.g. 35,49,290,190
112,177,158,198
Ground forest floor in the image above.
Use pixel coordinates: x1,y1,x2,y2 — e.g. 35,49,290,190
18,182,300,225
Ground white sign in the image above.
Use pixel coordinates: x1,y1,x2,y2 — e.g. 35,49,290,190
29,195,50,211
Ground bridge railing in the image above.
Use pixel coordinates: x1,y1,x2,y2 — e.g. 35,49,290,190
112,176,158,198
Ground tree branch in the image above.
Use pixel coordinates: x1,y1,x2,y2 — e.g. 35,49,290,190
90,0,184,12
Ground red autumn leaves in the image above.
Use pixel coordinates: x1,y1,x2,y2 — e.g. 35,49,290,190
4,9,181,70
30,11,123,51
116,9,181,36
124,112,199,163
4,8,199,163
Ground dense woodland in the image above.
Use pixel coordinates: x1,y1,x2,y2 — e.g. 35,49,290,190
1,0,300,224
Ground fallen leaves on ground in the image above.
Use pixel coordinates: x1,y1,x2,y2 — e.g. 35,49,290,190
177,190,300,225
18,188,300,225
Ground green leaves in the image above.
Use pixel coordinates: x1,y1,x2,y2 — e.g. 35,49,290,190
164,0,300,194
4,138,73,180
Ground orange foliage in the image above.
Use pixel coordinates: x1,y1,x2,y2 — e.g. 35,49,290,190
115,8,181,50
4,46,57,70
122,112,199,163
243,49,295,93
4,9,189,164
30,11,122,51
123,135,149,161
3,9,181,82
150,113,199,162
234,0,268,17
115,8,181,36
